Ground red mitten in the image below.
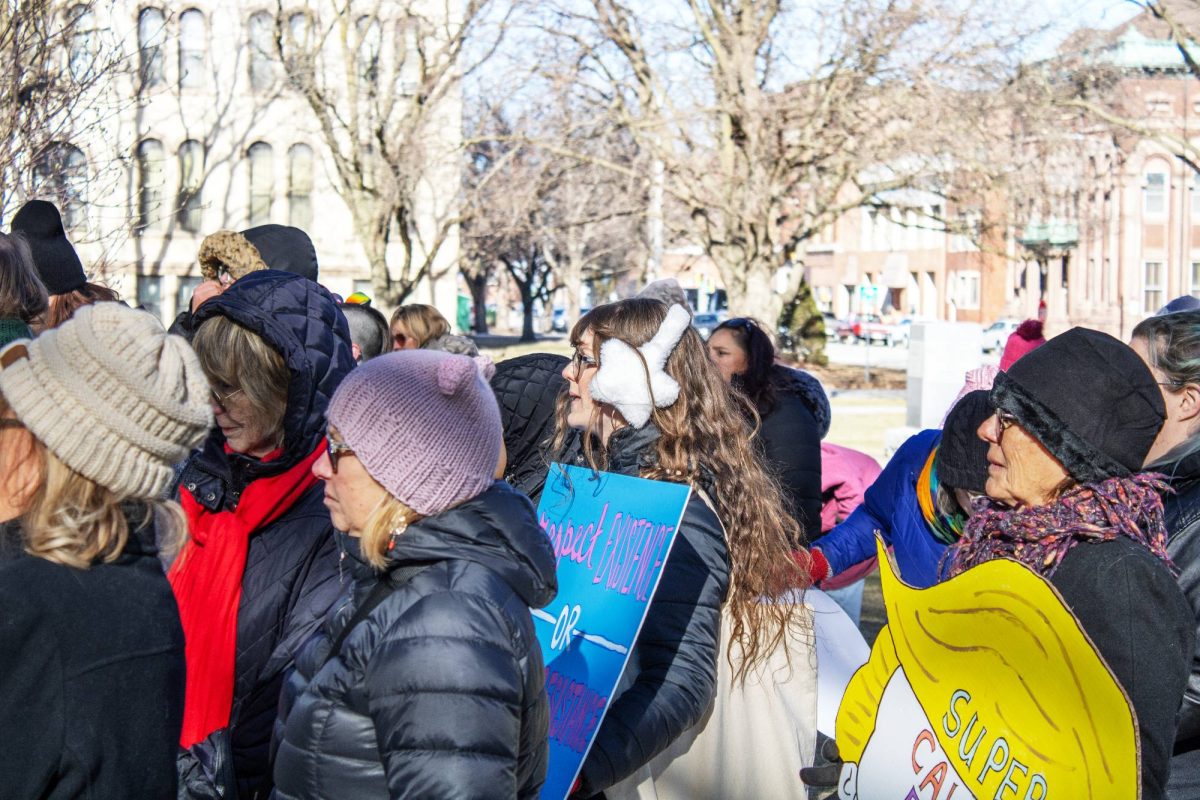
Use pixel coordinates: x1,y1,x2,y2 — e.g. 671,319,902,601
807,547,831,583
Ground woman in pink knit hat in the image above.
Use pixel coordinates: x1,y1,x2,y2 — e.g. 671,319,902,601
272,350,558,800
999,319,1046,371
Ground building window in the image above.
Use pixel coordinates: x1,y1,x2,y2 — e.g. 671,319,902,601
249,11,274,91
1144,261,1165,313
33,143,88,230
1192,172,1200,218
178,140,204,233
179,9,206,89
285,12,313,87
136,139,165,232
1191,261,1200,300
67,5,95,82
287,143,313,230
138,7,166,90
137,275,163,319
356,16,382,85
1145,170,1167,216
248,142,273,226
177,276,202,316
955,271,980,310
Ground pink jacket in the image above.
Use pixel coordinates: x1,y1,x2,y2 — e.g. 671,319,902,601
819,443,883,589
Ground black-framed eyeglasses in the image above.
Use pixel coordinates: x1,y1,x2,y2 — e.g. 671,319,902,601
995,408,1019,434
327,439,355,473
569,348,598,373
210,386,243,408
0,419,24,430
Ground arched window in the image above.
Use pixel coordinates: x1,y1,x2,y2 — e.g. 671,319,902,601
248,142,273,225
179,9,206,89
288,143,313,230
136,139,165,232
248,11,274,91
67,5,95,82
138,7,166,90
33,143,88,230
285,11,314,87
1144,165,1168,216
356,16,382,86
178,140,205,232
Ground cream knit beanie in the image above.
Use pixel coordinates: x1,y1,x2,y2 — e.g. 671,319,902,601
0,302,213,498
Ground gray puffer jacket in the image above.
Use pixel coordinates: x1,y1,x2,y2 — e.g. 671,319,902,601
271,481,558,800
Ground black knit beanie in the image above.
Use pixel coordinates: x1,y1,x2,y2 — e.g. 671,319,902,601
936,389,992,493
10,200,86,295
991,327,1165,483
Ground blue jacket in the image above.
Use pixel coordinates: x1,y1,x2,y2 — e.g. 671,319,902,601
816,428,948,588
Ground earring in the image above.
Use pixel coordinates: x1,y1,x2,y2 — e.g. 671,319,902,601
387,516,409,552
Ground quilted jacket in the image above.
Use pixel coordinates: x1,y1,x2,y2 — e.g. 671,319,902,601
177,269,355,799
491,352,574,501
271,482,558,800
757,365,826,541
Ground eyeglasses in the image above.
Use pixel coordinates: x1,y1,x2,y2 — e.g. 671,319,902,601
210,386,244,408
0,418,24,430
995,408,1019,434
327,439,355,473
569,348,598,374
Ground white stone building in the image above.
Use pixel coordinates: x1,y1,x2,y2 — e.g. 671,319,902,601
30,1,461,324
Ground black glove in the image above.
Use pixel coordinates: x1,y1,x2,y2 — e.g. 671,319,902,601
800,737,843,788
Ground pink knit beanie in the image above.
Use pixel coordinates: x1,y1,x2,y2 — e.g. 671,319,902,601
999,319,1046,372
327,350,501,515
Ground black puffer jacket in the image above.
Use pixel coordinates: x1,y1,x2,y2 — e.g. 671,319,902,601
758,365,826,540
272,482,558,799
178,270,355,799
573,425,730,797
0,511,185,799
1152,444,1200,797
491,353,574,501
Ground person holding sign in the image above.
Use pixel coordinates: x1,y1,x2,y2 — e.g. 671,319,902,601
553,298,810,798
272,350,558,800
946,328,1193,799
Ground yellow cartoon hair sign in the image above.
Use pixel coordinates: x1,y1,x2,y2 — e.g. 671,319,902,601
834,538,1138,800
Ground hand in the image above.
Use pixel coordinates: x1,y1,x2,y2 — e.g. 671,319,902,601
190,279,226,313
800,737,843,788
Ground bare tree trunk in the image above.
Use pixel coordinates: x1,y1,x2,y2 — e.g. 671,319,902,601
468,270,489,334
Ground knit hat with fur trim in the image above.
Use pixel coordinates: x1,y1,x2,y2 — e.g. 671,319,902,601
991,327,1164,483
198,224,318,282
0,302,213,498
328,349,501,515
10,200,86,295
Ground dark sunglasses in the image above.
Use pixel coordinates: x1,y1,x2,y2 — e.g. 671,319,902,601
327,439,355,473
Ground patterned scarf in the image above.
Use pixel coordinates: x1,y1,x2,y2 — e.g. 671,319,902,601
947,473,1172,578
916,446,966,546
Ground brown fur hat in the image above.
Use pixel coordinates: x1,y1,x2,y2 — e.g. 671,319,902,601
197,230,268,281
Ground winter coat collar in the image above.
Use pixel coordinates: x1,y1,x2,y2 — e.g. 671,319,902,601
770,364,831,439
347,481,558,610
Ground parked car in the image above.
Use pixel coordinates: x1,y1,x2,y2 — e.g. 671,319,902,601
981,318,1020,352
693,312,721,339
552,308,567,333
853,314,892,345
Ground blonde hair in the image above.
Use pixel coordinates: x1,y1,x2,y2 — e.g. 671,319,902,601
389,304,450,348
192,314,290,446
552,298,809,679
358,492,421,570
0,394,186,568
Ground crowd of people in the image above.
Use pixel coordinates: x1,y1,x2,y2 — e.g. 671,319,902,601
3,198,1200,799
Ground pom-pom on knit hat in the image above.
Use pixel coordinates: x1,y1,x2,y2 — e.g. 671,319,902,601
9,200,86,295
999,319,1046,371
328,349,502,516
0,302,213,498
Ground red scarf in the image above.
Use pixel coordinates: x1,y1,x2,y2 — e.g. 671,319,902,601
169,440,325,748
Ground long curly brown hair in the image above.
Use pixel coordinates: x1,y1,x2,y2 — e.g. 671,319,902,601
552,298,811,679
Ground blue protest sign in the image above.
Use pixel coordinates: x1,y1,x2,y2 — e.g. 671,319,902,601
534,463,693,800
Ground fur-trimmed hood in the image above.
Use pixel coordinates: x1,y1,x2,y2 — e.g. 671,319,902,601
198,225,318,283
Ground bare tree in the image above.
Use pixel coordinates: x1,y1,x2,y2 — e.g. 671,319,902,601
272,0,509,306
534,0,1041,353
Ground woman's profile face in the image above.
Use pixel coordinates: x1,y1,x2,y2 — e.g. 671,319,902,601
391,321,419,351
210,382,278,458
977,412,1070,509
563,329,601,433
706,328,748,384
312,425,388,536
